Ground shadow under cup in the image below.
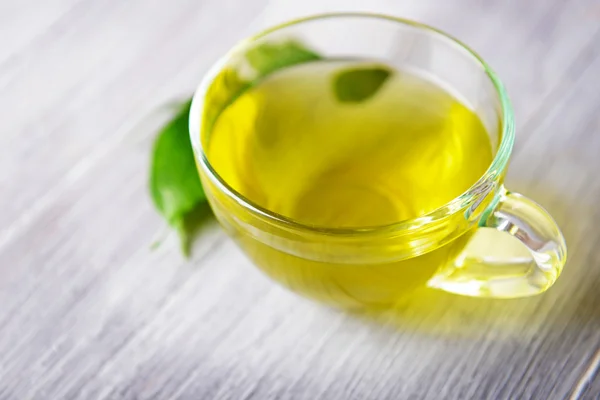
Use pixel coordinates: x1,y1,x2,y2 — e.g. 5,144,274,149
189,13,567,309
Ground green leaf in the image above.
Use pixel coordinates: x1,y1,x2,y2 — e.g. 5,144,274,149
245,40,321,76
333,66,391,103
149,39,322,256
149,100,206,257
176,202,213,256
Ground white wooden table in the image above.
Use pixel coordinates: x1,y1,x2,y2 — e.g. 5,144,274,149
2,0,600,398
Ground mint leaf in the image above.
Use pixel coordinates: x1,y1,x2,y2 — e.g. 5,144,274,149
150,100,206,256
149,40,322,256
245,40,321,76
333,66,391,103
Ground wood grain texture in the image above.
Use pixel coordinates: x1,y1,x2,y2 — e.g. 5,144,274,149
1,0,600,399
571,350,600,400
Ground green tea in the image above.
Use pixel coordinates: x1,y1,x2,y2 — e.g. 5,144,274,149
206,61,491,226
203,61,494,307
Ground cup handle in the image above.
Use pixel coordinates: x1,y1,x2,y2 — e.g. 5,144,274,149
428,187,567,298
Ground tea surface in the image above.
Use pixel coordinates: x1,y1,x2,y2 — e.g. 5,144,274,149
205,61,492,228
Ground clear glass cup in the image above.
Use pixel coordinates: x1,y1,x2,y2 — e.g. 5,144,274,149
189,13,567,309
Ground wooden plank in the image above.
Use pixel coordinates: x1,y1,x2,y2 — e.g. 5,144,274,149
0,0,268,238
571,350,600,399
0,0,269,398
1,0,600,399
0,0,85,65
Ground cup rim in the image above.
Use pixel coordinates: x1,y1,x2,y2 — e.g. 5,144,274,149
189,12,515,235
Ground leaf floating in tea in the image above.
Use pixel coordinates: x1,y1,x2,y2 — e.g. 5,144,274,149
245,40,322,76
333,67,391,103
149,100,207,256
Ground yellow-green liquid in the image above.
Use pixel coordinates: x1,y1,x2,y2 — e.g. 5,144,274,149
203,61,494,308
